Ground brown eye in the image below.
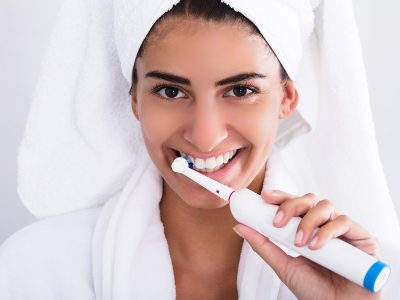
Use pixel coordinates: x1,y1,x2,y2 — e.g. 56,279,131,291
233,87,247,97
157,87,185,99
165,87,178,98
225,86,256,98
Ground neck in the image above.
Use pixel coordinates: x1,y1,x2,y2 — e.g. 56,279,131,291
160,184,242,275
160,165,266,275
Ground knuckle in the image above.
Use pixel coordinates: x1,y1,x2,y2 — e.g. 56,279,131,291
304,192,317,200
279,200,293,213
298,218,312,232
318,199,333,210
315,227,330,239
336,214,351,226
277,257,294,284
253,237,270,250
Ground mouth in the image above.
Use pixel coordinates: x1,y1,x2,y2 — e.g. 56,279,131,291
170,147,244,175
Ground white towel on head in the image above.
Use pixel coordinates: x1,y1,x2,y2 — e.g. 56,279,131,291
17,0,315,218
17,0,145,217
114,0,315,82
13,0,400,298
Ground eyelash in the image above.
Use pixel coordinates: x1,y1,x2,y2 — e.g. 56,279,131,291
224,83,259,99
151,84,188,100
150,83,260,101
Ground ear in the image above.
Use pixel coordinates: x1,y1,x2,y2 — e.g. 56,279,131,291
279,79,298,120
130,86,139,121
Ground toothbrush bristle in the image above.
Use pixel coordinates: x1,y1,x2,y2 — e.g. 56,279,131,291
184,157,194,169
177,151,194,169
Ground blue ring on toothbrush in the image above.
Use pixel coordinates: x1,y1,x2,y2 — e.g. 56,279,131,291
363,261,390,292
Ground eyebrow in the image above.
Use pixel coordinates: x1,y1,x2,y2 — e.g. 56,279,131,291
145,71,267,86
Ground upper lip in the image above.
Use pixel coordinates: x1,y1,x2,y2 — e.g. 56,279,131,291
172,147,243,159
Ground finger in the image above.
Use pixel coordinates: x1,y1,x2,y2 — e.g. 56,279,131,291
307,214,353,250
295,200,339,247
272,193,319,228
308,216,380,257
233,224,292,281
261,189,297,205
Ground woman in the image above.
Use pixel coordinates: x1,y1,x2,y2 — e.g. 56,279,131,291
1,0,399,299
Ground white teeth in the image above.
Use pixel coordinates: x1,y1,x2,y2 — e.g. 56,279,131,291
205,157,217,169
216,155,224,166
223,152,229,163
178,148,240,172
194,157,205,169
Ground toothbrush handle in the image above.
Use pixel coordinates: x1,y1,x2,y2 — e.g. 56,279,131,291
229,188,390,293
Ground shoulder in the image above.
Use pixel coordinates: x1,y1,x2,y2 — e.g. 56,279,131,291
0,207,100,260
0,207,101,299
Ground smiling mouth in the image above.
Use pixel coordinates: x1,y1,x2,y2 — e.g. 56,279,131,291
172,148,243,173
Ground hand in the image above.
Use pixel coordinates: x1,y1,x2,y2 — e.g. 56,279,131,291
233,190,382,300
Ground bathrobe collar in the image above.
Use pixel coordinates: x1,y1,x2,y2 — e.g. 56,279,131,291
92,146,298,300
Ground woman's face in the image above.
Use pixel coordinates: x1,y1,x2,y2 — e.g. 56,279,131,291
131,18,297,209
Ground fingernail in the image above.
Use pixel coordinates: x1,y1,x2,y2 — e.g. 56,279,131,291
309,236,319,248
273,211,284,224
233,227,244,238
295,229,304,245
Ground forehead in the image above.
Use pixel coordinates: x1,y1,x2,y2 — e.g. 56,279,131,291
137,18,280,80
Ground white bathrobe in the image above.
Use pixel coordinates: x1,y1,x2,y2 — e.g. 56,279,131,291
1,147,399,299
0,148,300,300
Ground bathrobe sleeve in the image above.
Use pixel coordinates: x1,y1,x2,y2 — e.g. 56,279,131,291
0,208,100,300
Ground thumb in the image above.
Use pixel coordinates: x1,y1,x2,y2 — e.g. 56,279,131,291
233,223,292,282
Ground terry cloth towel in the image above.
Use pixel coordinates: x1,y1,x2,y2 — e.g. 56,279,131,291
11,0,400,298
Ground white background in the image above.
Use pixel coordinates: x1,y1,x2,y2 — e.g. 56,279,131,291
1,0,399,243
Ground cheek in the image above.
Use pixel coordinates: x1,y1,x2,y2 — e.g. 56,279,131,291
229,100,280,146
138,96,181,147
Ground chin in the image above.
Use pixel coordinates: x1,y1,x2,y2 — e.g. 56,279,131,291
182,193,229,209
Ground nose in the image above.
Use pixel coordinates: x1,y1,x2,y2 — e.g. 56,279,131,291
183,99,228,152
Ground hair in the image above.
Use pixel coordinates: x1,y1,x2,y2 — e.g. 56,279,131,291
129,0,289,93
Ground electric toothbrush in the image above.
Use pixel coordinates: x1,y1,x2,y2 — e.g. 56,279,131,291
171,157,390,293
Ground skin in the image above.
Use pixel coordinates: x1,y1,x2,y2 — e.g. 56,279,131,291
130,17,381,300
